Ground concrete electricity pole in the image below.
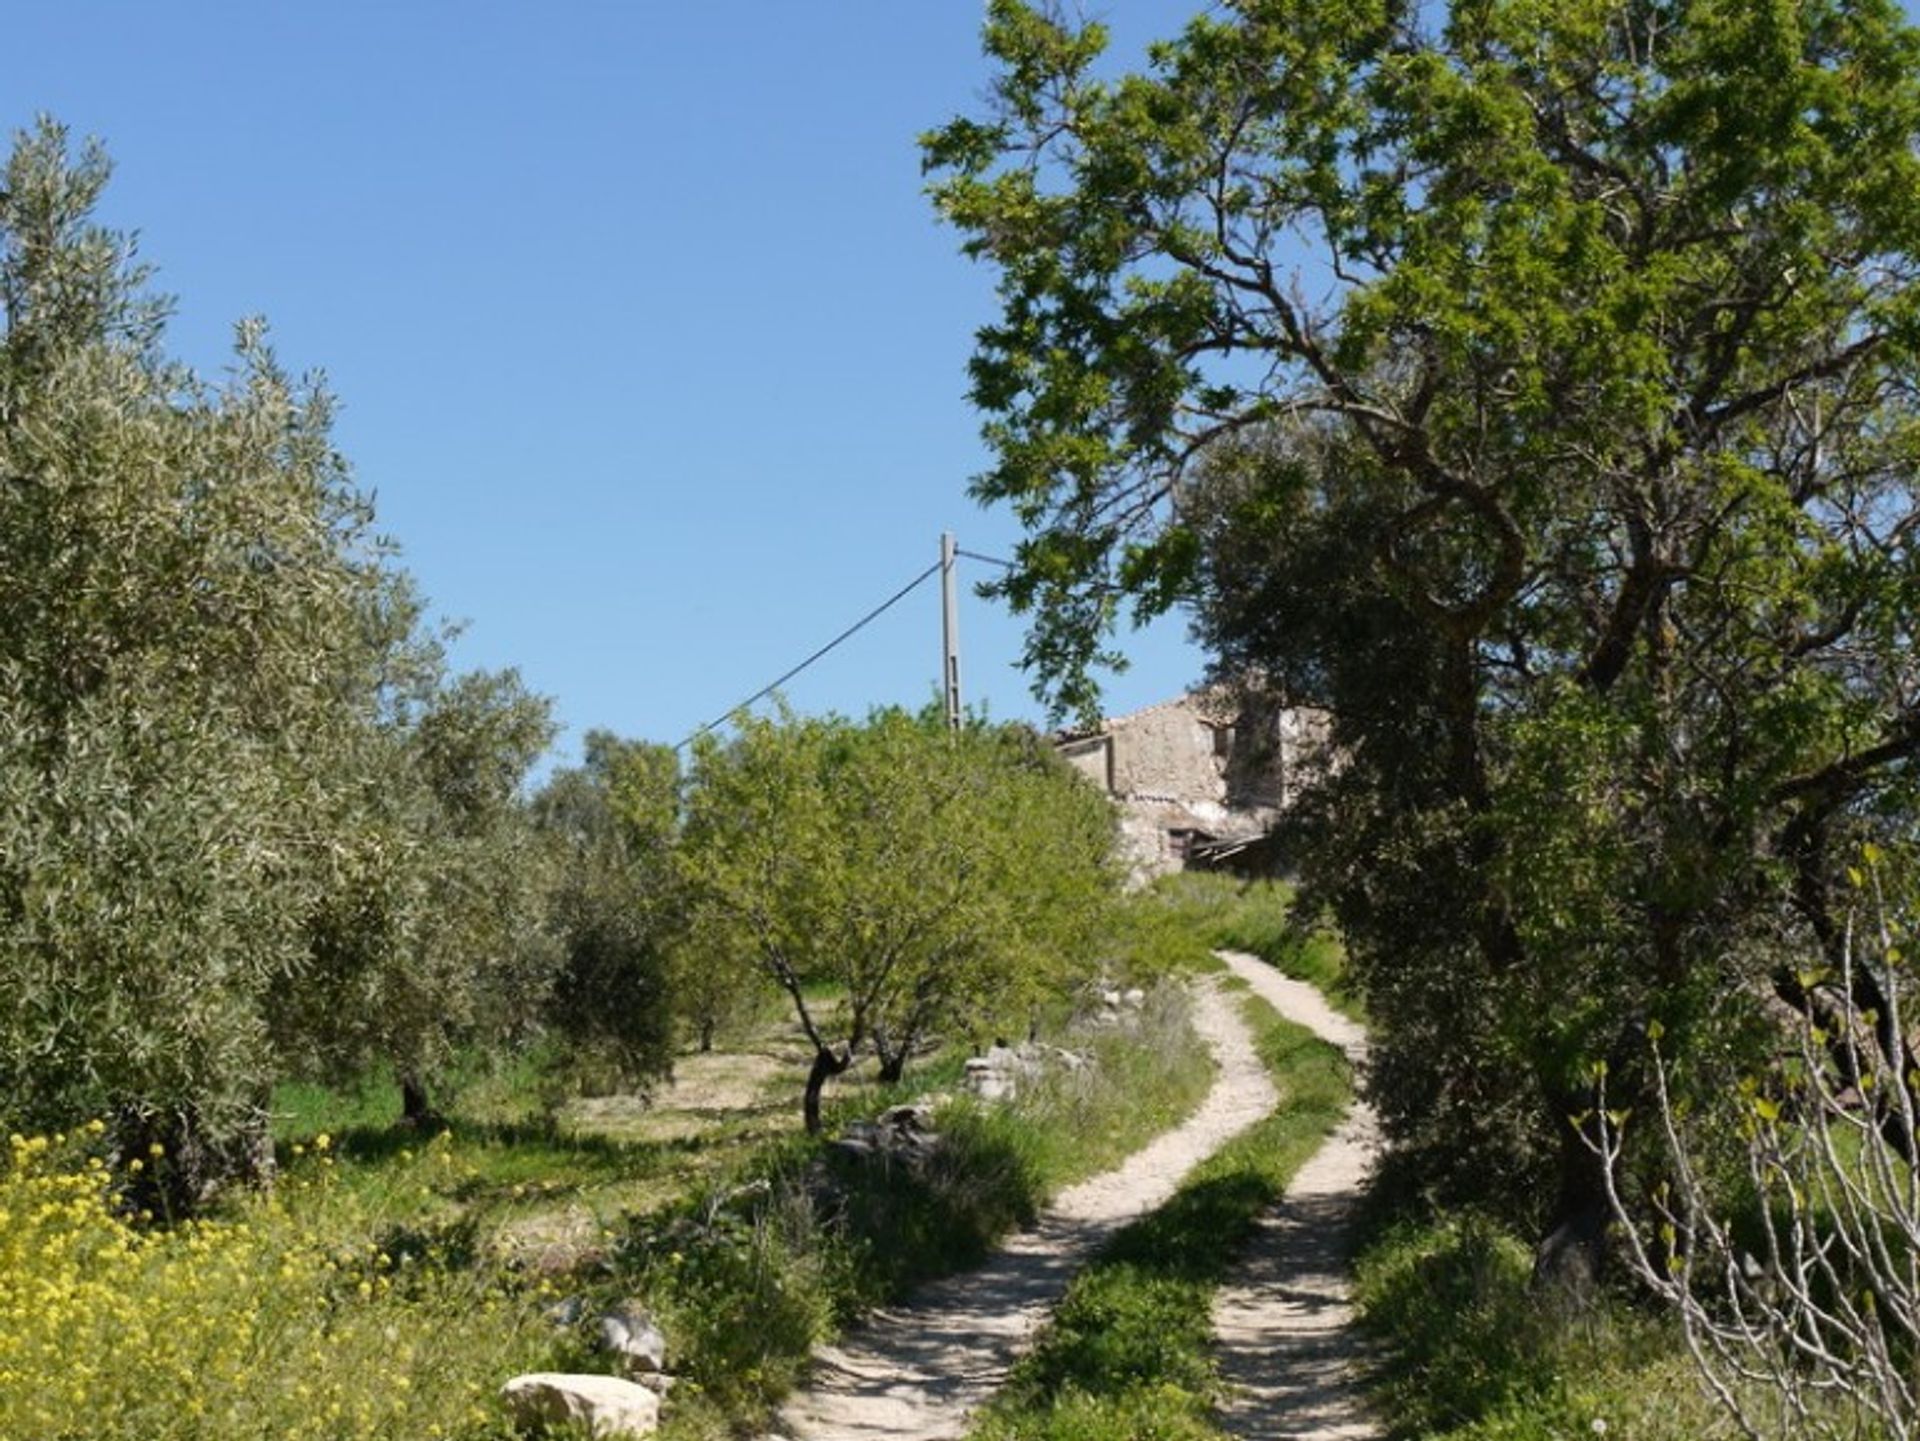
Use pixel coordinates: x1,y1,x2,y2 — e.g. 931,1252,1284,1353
941,532,962,731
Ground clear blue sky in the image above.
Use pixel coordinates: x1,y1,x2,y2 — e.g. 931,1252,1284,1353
13,3,1210,763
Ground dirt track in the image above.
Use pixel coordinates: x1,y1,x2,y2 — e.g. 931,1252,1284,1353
768,955,1379,1441
1210,954,1379,1440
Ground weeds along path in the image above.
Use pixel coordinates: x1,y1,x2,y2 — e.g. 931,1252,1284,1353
1211,950,1380,1441
772,977,1278,1441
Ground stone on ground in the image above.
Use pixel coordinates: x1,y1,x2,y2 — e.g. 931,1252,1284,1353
501,1372,660,1437
598,1301,668,1374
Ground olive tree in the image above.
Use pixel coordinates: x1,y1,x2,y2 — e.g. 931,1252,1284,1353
927,0,1920,1282
532,730,679,1091
277,667,561,1130
677,705,1117,1132
0,120,564,1200
0,119,432,1197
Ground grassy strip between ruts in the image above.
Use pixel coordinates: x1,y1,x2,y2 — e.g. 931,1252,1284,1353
966,978,1353,1441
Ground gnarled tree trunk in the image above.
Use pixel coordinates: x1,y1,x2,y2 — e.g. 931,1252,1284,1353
803,1046,852,1134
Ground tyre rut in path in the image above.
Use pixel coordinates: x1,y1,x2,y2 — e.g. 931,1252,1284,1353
771,977,1277,1441
1211,949,1380,1440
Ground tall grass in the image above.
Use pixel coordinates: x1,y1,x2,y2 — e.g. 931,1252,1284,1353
1353,1215,1738,1440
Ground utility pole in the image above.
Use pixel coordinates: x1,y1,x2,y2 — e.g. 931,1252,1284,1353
941,532,962,731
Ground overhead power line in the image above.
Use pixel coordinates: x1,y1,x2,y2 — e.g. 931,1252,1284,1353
955,547,1014,570
675,559,942,751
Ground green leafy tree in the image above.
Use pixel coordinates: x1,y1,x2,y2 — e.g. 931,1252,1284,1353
532,730,679,1092
290,667,560,1129
0,120,430,1199
678,705,1116,1132
927,0,1920,1282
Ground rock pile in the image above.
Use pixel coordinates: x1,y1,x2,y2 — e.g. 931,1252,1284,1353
829,1102,941,1164
1086,985,1147,1025
962,1039,1093,1102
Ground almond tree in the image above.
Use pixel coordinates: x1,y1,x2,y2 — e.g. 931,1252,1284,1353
677,705,1115,1132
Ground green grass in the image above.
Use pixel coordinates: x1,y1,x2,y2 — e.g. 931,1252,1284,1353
631,981,1220,1438
969,991,1353,1441
1353,1214,1738,1440
16,883,1283,1441
1144,873,1363,1021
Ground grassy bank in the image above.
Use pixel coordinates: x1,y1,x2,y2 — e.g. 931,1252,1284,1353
1353,1215,1737,1441
1144,874,1359,1020
968,983,1353,1441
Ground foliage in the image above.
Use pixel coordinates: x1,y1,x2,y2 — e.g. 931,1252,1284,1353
0,1130,553,1441
533,730,680,1090
971,990,1351,1441
0,119,426,1195
0,119,566,1197
1595,848,1920,1441
278,668,561,1127
927,0,1920,1266
677,704,1118,1128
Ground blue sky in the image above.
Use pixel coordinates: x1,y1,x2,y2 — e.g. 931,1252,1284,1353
12,3,1209,763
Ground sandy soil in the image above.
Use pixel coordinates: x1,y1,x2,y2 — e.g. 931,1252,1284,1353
566,1049,793,1143
765,954,1381,1441
1211,951,1380,1440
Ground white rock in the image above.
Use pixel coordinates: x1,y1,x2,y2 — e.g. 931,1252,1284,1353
501,1372,660,1437
599,1303,668,1373
971,1071,1016,1102
966,1045,1029,1100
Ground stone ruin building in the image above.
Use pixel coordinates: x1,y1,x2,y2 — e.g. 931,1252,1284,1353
1054,688,1329,883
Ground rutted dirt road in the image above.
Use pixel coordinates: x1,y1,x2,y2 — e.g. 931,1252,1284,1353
769,954,1379,1441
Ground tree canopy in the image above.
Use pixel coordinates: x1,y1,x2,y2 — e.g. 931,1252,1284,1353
677,705,1118,1131
532,730,682,1090
927,0,1920,1275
